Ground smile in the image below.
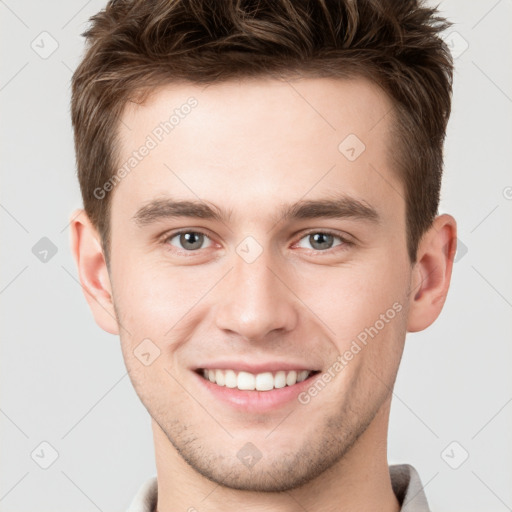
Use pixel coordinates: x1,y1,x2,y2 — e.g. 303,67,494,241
198,368,320,391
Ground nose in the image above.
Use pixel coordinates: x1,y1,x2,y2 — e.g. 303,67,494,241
214,244,299,342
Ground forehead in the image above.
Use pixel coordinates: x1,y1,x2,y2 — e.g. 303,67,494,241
113,76,402,226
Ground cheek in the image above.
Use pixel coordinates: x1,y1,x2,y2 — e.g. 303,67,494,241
294,257,409,391
111,257,222,372
296,258,408,339
112,257,201,326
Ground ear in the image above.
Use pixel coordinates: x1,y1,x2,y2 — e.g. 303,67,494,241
407,214,457,332
69,208,119,335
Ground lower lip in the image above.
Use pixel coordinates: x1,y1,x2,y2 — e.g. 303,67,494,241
193,371,320,413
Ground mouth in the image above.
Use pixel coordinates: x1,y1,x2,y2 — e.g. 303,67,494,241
196,368,321,391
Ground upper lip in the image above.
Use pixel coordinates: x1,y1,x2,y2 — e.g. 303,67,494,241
193,361,321,373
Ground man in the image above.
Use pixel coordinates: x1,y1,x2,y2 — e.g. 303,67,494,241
69,0,457,510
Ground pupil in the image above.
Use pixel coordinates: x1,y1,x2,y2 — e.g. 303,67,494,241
311,233,333,250
181,232,203,250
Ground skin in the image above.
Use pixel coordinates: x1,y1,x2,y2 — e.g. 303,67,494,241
70,76,457,512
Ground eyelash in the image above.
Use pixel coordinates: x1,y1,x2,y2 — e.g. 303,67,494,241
159,228,354,256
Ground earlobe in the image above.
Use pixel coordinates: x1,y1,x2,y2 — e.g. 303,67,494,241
406,214,457,333
69,208,120,335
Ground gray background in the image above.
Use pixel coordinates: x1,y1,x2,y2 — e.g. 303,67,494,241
1,1,511,511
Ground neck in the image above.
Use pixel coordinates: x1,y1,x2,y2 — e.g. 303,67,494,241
152,397,400,512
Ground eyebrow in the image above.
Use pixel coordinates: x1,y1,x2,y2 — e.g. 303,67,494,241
131,194,380,227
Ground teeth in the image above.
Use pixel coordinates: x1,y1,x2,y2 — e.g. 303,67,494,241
225,369,237,388
201,369,314,391
274,371,286,389
297,370,309,383
286,370,297,386
215,369,225,387
237,371,255,390
255,372,274,391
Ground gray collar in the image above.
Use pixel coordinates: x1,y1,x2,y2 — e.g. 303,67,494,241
390,464,432,511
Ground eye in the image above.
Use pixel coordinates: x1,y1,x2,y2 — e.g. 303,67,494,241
295,231,351,252
165,230,213,252
160,229,353,256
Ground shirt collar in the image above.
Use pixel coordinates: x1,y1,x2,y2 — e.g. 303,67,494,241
390,464,432,512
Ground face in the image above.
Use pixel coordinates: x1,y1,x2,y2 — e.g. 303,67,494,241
108,76,413,491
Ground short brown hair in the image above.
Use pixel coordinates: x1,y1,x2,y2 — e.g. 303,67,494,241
71,0,453,267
